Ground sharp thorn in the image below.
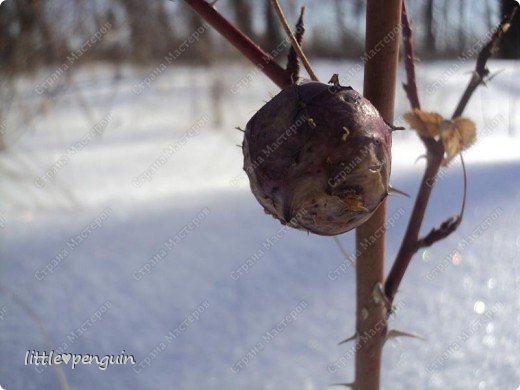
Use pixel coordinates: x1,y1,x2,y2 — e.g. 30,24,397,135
235,126,245,133
414,154,427,164
391,126,406,132
338,333,357,345
385,328,426,344
330,382,356,388
328,73,341,88
384,120,405,132
487,68,504,82
388,186,410,198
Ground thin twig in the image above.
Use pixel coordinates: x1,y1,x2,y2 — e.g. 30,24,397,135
400,1,421,111
333,236,355,267
0,284,70,390
183,0,290,88
385,1,518,303
385,0,443,303
270,0,319,81
416,155,467,249
384,150,442,303
400,0,440,151
453,4,519,118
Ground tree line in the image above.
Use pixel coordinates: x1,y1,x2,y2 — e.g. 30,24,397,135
0,0,518,74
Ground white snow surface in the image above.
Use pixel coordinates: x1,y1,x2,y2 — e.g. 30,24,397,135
0,60,519,389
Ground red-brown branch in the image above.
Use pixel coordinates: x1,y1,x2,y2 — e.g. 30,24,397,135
355,0,402,388
453,4,519,118
385,1,518,303
183,0,290,88
384,150,443,302
401,1,421,111
384,0,444,303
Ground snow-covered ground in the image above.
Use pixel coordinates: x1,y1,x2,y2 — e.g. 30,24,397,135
0,60,519,389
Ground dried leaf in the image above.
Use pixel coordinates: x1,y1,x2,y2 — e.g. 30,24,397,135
441,117,476,165
454,117,477,147
404,110,477,165
403,109,444,138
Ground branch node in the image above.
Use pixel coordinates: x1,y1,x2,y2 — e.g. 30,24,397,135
372,283,388,305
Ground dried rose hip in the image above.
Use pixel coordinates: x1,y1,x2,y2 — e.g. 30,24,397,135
242,81,391,236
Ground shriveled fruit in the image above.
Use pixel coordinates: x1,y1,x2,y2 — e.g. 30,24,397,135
242,81,392,236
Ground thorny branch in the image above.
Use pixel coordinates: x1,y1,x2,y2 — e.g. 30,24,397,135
384,1,519,304
453,4,519,118
183,0,290,88
400,1,421,111
184,0,518,369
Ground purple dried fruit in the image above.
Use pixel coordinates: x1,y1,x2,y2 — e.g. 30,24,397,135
242,81,391,236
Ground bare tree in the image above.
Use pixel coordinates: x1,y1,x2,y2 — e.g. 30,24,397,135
424,0,436,55
263,0,283,53
157,1,176,48
230,0,254,40
119,0,153,63
0,0,67,70
484,0,496,31
119,0,177,62
500,0,520,58
186,3,213,64
333,0,362,56
458,0,467,52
